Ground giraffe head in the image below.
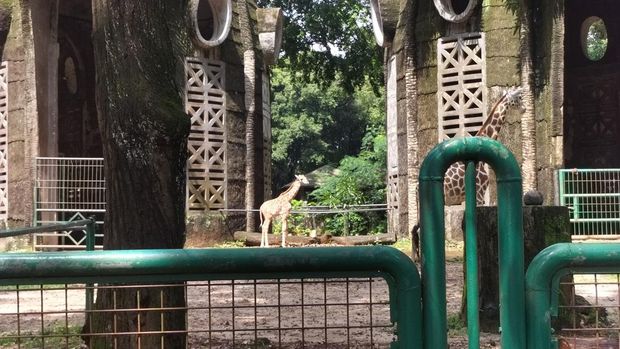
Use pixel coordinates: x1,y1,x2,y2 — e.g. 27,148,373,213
504,86,523,110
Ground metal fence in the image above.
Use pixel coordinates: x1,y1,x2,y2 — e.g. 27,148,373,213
0,247,421,348
526,243,620,349
557,169,620,237
557,272,620,347
34,157,105,250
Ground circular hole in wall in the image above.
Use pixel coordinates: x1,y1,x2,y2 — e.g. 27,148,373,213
581,16,608,61
63,57,78,94
191,0,232,48
433,0,477,23
197,0,215,40
451,0,469,15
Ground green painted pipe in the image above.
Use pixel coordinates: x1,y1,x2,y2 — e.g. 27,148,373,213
0,219,94,238
419,137,524,349
464,161,479,349
0,246,422,348
526,243,620,349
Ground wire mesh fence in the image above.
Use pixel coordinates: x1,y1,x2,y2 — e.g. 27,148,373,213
34,157,105,250
0,278,393,348
556,272,620,348
558,169,620,237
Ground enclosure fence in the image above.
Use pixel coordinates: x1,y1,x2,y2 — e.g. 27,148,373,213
34,157,105,250
557,168,620,237
0,247,421,349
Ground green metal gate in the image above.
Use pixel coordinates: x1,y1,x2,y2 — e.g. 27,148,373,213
0,246,421,348
557,168,620,237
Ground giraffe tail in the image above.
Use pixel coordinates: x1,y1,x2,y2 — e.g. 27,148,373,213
259,210,264,227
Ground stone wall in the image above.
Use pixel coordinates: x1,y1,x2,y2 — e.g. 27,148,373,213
533,1,564,204
4,1,37,227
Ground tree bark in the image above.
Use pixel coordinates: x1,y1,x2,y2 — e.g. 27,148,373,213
519,0,537,193
240,0,258,232
87,1,191,348
404,0,419,233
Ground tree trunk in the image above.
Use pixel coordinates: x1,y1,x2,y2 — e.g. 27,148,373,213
404,0,419,233
519,0,537,193
87,1,191,348
239,0,258,232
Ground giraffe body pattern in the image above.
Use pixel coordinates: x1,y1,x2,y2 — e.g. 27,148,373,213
443,87,523,205
259,176,303,247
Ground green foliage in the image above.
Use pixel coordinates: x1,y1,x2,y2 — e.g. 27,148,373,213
447,313,467,336
585,18,608,61
310,134,387,236
270,67,383,190
0,324,82,348
272,200,315,236
257,0,383,92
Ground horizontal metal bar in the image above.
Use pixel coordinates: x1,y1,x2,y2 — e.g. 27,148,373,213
562,193,620,198
570,218,620,223
35,157,104,161
0,219,94,238
558,168,620,173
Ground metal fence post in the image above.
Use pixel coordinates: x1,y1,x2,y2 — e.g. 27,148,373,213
85,217,96,312
419,137,525,349
464,161,479,349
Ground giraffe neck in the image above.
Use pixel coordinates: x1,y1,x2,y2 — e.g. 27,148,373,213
476,94,509,139
278,180,301,202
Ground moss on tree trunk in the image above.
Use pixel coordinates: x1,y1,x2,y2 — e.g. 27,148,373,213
86,1,192,348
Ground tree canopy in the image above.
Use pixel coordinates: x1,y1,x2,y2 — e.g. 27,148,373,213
270,66,384,191
258,0,383,92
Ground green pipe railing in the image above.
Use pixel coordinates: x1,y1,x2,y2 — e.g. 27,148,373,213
464,161,479,349
0,218,96,248
526,243,620,349
0,218,97,310
0,246,422,348
419,137,525,349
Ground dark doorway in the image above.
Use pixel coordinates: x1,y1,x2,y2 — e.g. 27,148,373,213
57,5,101,158
564,0,620,168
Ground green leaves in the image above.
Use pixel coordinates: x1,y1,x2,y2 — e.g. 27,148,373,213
259,0,383,92
270,67,378,189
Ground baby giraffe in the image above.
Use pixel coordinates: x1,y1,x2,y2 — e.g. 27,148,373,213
259,175,303,247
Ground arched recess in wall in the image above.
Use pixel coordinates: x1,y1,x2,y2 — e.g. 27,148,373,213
433,0,478,23
369,0,398,47
189,0,233,48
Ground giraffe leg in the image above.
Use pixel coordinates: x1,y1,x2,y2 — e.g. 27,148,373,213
281,215,288,247
261,218,271,247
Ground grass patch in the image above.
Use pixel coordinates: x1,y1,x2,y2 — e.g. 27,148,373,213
447,313,467,336
391,238,412,257
0,324,83,348
214,240,246,248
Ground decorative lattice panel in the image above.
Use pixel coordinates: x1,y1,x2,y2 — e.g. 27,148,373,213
185,57,226,211
262,71,272,200
0,61,8,220
386,56,398,210
437,32,487,140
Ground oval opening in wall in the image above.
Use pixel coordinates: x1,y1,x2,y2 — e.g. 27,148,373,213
433,0,478,23
581,16,608,61
190,0,232,48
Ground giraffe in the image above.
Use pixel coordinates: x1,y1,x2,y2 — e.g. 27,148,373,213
259,175,303,247
443,86,523,206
